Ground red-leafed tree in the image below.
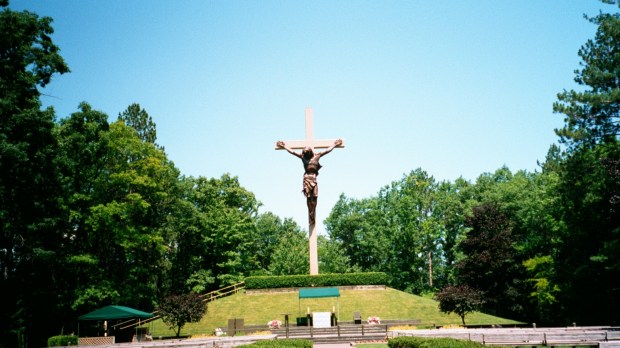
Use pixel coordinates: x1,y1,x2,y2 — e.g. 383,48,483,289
454,203,526,318
158,293,206,337
435,285,485,325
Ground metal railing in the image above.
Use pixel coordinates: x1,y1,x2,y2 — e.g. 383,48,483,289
118,282,245,330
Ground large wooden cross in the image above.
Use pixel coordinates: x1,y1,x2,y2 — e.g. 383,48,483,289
275,107,344,275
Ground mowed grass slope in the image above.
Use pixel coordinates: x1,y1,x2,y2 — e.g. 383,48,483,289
147,287,523,337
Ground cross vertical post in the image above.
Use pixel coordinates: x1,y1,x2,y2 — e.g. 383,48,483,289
275,108,344,275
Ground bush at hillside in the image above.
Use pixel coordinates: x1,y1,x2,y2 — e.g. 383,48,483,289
245,272,388,289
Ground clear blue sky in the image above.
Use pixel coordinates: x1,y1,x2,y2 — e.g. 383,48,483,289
10,1,611,234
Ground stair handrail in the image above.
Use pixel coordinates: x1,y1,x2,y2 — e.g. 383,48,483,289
119,282,245,330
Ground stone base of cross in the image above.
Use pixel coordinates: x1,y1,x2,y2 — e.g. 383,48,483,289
275,108,344,275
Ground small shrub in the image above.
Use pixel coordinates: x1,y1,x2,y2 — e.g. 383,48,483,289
245,338,313,347
47,334,78,347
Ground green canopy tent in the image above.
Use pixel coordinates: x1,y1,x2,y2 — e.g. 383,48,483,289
78,305,154,340
78,305,154,321
298,287,340,322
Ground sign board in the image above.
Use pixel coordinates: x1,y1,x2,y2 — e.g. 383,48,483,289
312,312,331,328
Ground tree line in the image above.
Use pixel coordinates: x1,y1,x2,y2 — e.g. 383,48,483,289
1,1,619,347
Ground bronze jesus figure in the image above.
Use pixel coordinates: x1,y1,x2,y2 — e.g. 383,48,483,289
276,138,343,225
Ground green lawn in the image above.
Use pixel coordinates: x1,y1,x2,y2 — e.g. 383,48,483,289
146,287,523,337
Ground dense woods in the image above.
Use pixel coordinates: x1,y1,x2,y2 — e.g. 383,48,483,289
1,1,619,347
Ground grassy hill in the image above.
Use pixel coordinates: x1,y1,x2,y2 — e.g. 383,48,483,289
146,287,524,337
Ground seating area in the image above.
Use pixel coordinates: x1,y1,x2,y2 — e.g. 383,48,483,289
271,323,388,344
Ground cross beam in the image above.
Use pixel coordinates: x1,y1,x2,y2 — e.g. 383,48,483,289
274,108,346,150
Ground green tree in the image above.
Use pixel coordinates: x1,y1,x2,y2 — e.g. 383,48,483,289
0,4,69,347
158,292,206,337
253,213,301,274
51,102,112,338
318,236,358,274
515,170,564,324
171,174,260,289
326,169,470,294
378,169,445,293
433,178,473,285
56,103,110,241
462,166,565,322
551,0,620,324
553,145,620,324
553,1,620,148
522,256,560,324
326,194,392,273
163,178,211,293
92,121,178,307
268,227,308,275
56,109,181,314
253,213,283,272
118,103,157,145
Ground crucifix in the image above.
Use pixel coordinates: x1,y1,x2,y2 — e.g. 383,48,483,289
275,107,345,275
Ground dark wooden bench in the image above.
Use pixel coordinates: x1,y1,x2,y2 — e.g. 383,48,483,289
543,331,608,347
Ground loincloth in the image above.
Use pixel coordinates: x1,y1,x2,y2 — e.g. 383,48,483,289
302,173,318,197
